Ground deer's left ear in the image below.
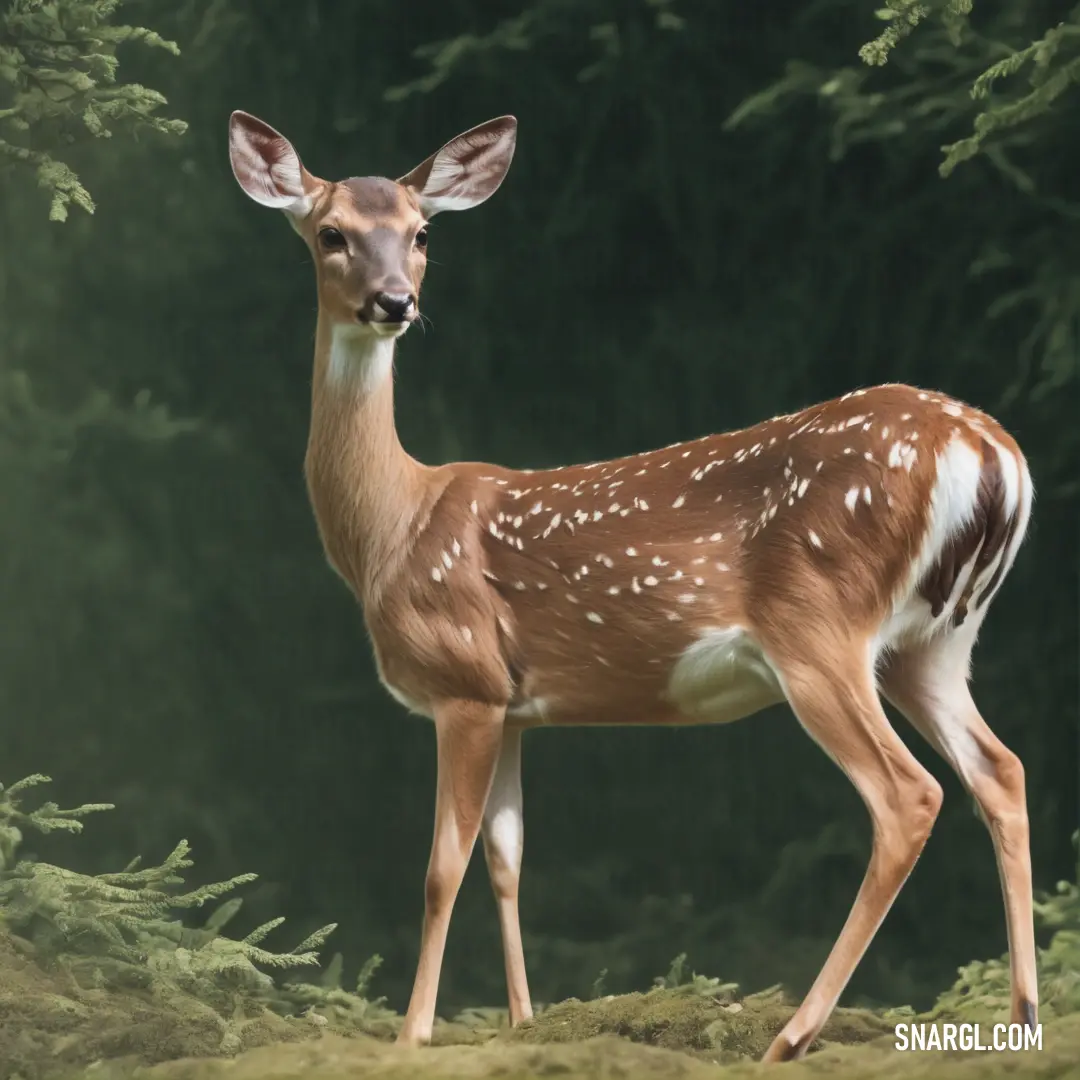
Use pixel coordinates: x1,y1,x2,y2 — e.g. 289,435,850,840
398,116,517,217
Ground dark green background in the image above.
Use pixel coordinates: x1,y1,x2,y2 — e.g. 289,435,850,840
1,0,1076,1017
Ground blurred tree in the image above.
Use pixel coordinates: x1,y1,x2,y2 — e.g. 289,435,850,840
726,0,1079,495
0,0,186,220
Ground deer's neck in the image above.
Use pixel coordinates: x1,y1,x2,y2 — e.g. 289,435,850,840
305,319,429,599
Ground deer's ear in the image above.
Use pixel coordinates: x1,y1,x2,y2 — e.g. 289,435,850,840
229,110,319,216
398,116,517,217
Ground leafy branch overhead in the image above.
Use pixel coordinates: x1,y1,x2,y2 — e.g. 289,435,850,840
0,0,187,220
383,0,686,101
728,1,1080,181
722,0,1080,438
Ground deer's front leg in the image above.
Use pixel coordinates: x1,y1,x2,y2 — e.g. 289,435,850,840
481,725,533,1025
398,699,506,1047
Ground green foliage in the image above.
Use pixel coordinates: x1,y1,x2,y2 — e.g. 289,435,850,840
726,2,1080,178
724,0,1079,495
281,951,397,1030
0,370,202,468
860,1,974,67
0,772,112,870
653,952,740,1001
0,0,186,220
939,10,1080,178
0,775,345,1014
384,0,686,100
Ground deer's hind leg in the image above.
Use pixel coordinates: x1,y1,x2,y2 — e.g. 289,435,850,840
757,630,943,1062
880,629,1037,1032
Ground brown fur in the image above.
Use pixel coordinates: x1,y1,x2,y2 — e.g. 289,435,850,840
311,385,1020,730
227,110,1037,1062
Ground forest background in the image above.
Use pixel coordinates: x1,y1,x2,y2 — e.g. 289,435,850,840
0,0,1076,1016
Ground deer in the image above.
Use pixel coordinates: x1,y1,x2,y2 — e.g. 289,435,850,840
227,109,1038,1061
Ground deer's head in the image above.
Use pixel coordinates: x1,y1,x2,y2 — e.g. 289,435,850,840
228,110,517,336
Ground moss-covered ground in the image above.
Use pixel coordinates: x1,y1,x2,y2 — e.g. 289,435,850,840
3,780,1076,1080
3,927,1077,1080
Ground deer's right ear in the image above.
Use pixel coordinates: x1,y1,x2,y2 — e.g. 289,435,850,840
229,111,318,217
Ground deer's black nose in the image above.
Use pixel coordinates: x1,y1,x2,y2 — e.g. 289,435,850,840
372,292,415,322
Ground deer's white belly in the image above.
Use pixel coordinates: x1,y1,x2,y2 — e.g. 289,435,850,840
379,626,784,728
665,625,784,723
380,675,434,719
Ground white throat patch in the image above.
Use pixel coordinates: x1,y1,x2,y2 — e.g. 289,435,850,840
328,325,396,393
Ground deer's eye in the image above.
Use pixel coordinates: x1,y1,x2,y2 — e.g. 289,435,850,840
415,228,429,250
319,227,347,251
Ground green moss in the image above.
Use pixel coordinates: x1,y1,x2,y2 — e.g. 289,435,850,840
41,1015,1080,1080
503,982,891,1061
3,779,1077,1078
